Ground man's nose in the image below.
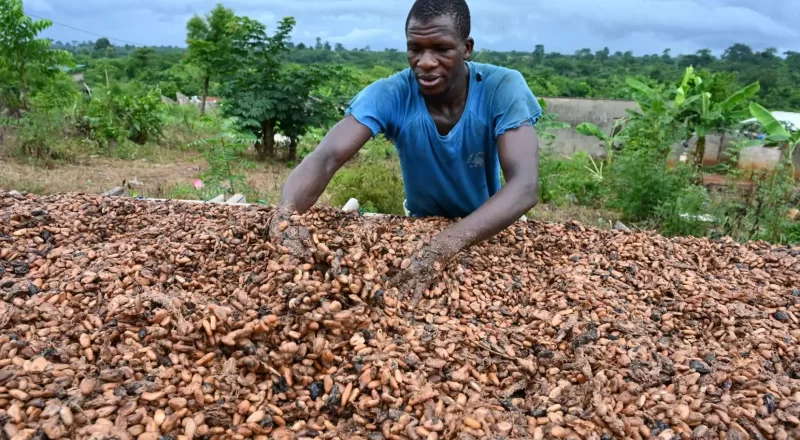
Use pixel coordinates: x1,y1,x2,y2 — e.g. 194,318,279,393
418,50,438,70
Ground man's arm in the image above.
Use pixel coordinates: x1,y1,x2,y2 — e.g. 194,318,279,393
428,124,539,256
391,123,539,306
278,115,373,213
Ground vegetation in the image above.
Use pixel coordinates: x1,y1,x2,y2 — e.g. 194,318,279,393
185,4,236,116
1,1,799,245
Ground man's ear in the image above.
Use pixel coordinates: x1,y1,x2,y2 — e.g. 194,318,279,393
464,37,474,60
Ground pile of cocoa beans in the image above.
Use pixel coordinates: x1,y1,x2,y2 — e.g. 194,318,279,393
1,191,800,440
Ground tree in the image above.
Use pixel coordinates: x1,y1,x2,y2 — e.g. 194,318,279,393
533,44,545,65
186,4,236,115
126,47,156,79
94,37,112,52
315,37,323,50
220,17,339,161
323,41,332,51
0,0,72,111
276,65,339,161
673,68,760,166
220,16,296,159
334,42,345,52
723,44,753,63
595,47,609,62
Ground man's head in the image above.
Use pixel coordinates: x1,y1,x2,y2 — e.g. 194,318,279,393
405,0,474,98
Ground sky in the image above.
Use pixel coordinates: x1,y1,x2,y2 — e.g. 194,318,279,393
26,0,800,56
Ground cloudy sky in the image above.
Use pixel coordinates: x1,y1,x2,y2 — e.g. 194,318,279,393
26,0,800,56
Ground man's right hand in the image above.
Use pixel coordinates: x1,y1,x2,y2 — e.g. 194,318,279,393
268,205,313,261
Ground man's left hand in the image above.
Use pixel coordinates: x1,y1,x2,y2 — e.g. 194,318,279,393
389,240,457,309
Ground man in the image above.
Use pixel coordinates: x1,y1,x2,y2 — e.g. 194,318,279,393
270,0,541,302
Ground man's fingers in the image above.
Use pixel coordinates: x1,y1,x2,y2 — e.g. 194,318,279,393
389,269,411,289
409,282,425,310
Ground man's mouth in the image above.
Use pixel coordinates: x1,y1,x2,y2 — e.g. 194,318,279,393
417,75,443,88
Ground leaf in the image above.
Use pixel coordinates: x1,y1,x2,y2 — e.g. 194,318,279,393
537,121,570,131
625,78,656,98
575,122,608,141
677,94,702,109
749,102,790,138
701,92,710,117
719,82,760,112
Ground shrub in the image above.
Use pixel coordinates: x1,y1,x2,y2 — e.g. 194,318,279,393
188,115,256,198
606,149,696,222
162,104,213,149
538,149,604,207
655,184,714,238
713,167,798,244
329,136,404,214
11,107,78,161
80,85,166,149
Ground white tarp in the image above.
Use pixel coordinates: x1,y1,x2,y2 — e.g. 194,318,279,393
742,111,800,132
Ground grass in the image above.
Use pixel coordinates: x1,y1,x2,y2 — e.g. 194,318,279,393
528,204,618,229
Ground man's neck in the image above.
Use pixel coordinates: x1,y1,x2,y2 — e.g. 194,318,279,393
426,62,470,111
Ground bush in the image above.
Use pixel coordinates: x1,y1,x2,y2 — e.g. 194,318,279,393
538,149,604,207
606,149,696,222
713,167,798,244
655,184,714,237
161,104,213,149
329,136,404,214
11,107,80,161
80,85,166,149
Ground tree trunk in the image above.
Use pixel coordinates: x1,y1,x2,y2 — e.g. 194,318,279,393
258,119,275,160
19,64,28,111
288,137,298,162
716,133,726,163
200,74,209,116
693,136,706,167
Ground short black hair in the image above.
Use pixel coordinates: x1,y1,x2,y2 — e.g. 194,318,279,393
405,0,471,40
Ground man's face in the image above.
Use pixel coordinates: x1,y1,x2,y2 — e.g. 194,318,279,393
406,15,474,97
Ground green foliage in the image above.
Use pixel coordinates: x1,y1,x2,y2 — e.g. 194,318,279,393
655,185,713,238
538,150,603,207
575,119,628,162
713,167,798,244
9,106,78,161
329,137,404,214
28,71,81,111
186,4,236,114
81,86,166,147
745,102,800,175
671,67,760,165
219,15,302,159
535,98,570,145
0,0,73,112
188,115,257,198
274,64,342,160
606,149,697,222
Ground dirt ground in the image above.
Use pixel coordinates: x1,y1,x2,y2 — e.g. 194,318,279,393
0,151,292,203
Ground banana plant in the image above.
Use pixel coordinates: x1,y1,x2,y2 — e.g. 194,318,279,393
575,118,628,163
673,68,760,166
625,68,759,166
744,102,800,175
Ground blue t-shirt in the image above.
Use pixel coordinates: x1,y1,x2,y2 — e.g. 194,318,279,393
344,61,542,218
